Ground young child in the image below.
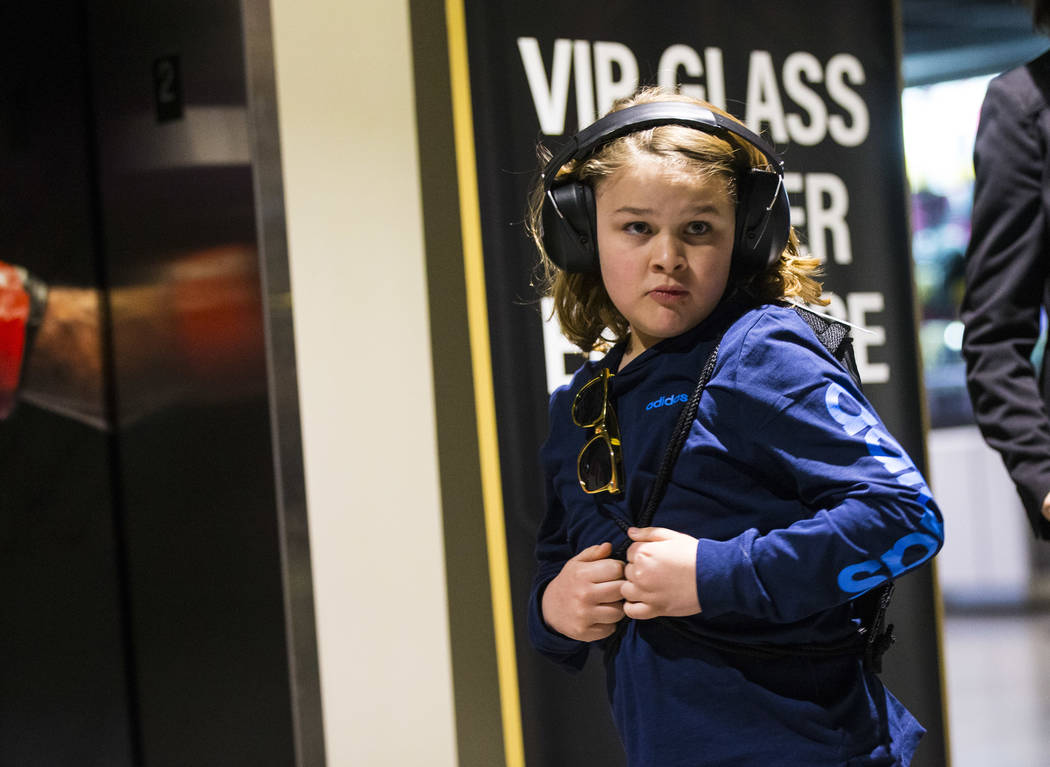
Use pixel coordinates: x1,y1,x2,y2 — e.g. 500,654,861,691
527,87,944,766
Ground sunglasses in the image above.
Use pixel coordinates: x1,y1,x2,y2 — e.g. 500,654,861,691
572,368,623,495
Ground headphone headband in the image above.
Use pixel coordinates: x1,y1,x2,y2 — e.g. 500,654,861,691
542,102,784,191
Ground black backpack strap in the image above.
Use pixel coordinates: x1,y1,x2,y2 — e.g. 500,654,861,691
854,581,896,673
793,303,849,353
791,304,863,387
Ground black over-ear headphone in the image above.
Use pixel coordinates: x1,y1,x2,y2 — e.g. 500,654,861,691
540,102,791,274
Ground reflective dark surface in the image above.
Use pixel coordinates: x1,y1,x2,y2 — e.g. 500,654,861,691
88,1,305,764
1,1,320,765
0,3,134,764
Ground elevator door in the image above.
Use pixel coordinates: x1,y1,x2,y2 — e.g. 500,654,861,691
1,2,319,765
86,0,301,764
0,2,135,764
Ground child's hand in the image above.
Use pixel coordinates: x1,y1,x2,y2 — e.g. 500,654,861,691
541,542,626,642
621,527,701,619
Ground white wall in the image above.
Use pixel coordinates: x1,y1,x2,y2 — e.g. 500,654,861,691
929,426,1032,605
269,2,457,764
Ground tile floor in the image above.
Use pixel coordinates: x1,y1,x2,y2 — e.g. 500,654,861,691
942,610,1050,766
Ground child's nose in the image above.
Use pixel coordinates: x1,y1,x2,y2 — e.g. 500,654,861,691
650,235,686,271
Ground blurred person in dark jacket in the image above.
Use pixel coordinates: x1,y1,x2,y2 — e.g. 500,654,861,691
961,0,1050,538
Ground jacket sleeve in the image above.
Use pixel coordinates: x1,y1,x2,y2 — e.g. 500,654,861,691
960,73,1050,538
527,393,590,670
695,318,944,623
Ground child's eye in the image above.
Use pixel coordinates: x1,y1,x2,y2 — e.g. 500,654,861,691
685,221,710,236
624,221,651,235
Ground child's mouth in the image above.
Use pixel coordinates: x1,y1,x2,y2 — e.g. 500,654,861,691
649,288,688,304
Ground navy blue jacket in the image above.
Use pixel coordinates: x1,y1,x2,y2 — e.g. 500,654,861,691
529,302,944,766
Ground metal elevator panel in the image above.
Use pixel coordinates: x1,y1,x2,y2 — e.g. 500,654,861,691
84,1,311,764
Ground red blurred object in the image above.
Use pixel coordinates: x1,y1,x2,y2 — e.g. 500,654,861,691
0,262,29,418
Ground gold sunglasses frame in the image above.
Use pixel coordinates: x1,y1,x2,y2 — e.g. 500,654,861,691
572,368,623,495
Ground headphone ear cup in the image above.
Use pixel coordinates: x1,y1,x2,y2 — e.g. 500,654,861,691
734,169,791,272
542,182,599,272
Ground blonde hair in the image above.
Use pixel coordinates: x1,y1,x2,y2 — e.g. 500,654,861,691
528,87,826,353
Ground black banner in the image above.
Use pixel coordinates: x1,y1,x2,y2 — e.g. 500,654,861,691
461,2,946,764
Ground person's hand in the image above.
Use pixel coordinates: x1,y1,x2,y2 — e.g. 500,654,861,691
1042,490,1050,522
621,527,701,619
541,542,626,641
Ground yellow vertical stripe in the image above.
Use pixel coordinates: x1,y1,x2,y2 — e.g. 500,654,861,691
444,1,526,766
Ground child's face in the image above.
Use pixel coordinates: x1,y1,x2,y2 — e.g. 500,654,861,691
594,154,735,356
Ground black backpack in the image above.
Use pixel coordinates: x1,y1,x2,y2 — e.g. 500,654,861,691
623,304,895,673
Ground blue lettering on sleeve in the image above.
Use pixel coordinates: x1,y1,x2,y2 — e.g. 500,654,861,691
825,382,878,436
880,531,940,577
837,560,887,593
864,428,911,474
823,382,944,595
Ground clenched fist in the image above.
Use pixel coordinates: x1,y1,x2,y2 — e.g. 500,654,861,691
621,527,702,620
542,542,627,641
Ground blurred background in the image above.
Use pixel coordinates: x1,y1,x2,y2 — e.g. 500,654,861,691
903,2,1050,765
